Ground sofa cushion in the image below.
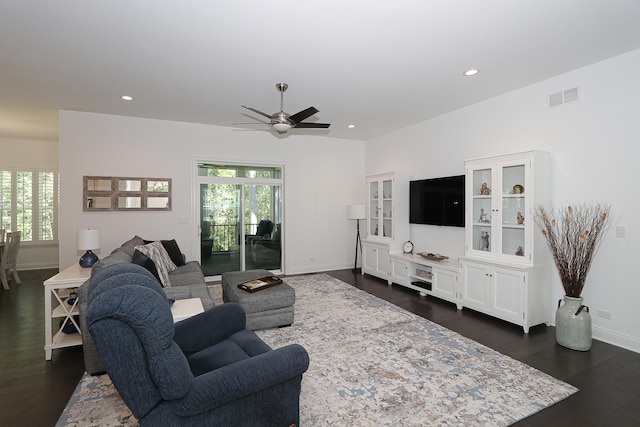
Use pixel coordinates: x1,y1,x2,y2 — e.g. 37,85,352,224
91,250,132,277
144,239,186,267
132,249,162,285
135,241,177,288
116,235,146,257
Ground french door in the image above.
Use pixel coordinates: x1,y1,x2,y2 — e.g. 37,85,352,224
196,163,283,278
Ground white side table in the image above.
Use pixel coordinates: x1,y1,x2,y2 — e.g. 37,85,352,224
171,297,204,323
44,264,91,360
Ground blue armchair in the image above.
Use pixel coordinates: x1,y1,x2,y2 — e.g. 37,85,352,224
86,263,309,426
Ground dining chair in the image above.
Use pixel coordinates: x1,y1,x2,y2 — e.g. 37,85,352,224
1,231,21,290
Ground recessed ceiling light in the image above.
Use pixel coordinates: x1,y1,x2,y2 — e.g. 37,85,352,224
463,69,479,76
347,124,356,128
121,95,134,101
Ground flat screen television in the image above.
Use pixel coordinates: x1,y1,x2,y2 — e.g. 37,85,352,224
410,175,465,227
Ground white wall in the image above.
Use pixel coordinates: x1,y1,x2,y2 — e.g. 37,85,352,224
58,111,365,275
0,137,59,269
366,48,640,352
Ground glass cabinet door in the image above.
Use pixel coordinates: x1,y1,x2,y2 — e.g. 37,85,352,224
500,163,526,259
382,178,393,238
471,167,493,252
368,177,394,240
369,181,379,236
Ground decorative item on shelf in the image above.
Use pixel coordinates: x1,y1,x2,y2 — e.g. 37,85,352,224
513,184,524,194
479,208,490,223
535,203,612,351
77,228,101,268
67,290,78,306
515,246,524,256
517,211,524,225
480,182,491,195
347,204,367,273
374,191,378,199
402,240,414,254
415,268,430,278
479,231,490,251
417,252,449,261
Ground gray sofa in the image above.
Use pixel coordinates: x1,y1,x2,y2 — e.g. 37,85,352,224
79,235,214,375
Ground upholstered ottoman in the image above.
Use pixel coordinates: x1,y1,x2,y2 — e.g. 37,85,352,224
222,269,295,330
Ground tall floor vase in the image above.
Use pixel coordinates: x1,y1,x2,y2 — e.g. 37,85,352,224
556,295,592,351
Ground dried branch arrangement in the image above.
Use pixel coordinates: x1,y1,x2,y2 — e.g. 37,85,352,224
535,203,612,297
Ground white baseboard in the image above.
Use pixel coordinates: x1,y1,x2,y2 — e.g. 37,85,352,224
593,325,640,354
17,262,59,271
285,261,353,276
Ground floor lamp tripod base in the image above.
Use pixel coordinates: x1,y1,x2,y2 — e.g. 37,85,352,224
352,219,363,274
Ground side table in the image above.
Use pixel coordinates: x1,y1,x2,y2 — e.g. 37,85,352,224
44,263,91,360
171,297,204,323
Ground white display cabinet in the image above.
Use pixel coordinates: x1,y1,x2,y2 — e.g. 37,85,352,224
362,172,409,281
461,150,551,332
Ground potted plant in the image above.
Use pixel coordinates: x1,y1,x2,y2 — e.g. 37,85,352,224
535,203,611,351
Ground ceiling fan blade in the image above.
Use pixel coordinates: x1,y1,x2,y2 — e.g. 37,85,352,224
242,105,272,119
288,106,319,124
293,122,331,129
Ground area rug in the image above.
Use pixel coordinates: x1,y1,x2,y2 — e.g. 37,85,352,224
57,274,577,426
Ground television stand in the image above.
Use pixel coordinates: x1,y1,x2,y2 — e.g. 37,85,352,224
389,253,461,309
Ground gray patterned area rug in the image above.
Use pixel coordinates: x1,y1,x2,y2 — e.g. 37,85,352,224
58,274,577,426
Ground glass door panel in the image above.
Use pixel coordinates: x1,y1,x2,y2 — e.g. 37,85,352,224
244,184,282,271
501,164,526,258
382,179,392,238
369,181,379,236
472,168,492,252
199,183,241,277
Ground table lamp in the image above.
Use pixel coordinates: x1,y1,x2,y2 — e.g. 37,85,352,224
347,204,367,273
77,228,101,268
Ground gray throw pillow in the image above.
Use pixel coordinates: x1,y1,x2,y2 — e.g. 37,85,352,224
134,241,176,287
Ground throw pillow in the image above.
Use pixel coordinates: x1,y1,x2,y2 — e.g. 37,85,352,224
131,249,163,285
134,241,177,288
143,238,185,266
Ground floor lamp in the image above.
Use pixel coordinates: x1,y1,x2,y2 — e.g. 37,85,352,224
347,204,367,273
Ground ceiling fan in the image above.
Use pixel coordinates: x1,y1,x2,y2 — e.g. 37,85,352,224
240,83,330,134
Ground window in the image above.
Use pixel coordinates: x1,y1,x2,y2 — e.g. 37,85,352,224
0,169,58,243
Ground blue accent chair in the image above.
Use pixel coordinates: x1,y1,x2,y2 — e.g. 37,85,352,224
86,263,309,426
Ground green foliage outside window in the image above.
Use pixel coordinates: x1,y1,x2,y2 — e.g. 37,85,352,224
0,169,57,242
199,164,282,252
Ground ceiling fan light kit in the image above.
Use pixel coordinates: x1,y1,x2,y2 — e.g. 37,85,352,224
240,83,330,135
272,122,292,133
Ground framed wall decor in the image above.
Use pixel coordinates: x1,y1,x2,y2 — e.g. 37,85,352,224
83,176,172,211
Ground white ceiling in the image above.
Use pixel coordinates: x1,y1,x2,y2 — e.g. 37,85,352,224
2,0,640,142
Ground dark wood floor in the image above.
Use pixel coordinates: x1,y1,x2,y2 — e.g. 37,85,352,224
1,268,639,426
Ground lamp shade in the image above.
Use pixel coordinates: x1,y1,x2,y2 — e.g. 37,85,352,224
77,228,101,250
347,204,367,220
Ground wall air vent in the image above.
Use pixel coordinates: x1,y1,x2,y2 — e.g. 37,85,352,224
549,87,580,108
